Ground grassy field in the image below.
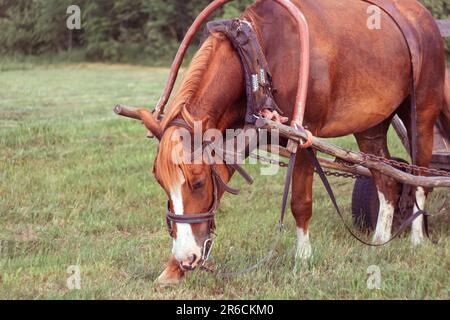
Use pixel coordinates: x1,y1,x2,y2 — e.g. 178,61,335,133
0,63,449,300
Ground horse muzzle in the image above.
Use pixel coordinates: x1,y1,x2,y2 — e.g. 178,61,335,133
178,238,214,271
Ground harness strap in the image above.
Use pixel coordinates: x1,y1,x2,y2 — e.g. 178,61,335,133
165,118,194,131
205,142,253,194
211,163,241,195
205,19,281,124
229,163,254,185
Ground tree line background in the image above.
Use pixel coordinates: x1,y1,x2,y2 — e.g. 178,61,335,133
0,0,448,65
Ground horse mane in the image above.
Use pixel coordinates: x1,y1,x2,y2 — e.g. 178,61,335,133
161,35,220,130
160,5,261,130
155,7,265,190
157,35,222,189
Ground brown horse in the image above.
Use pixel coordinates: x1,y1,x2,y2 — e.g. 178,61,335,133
137,0,447,285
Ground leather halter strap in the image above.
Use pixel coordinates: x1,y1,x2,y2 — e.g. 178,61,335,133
167,211,216,225
165,154,219,237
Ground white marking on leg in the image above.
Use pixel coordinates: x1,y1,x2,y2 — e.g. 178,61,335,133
411,187,426,246
295,227,312,261
170,171,202,262
373,192,395,244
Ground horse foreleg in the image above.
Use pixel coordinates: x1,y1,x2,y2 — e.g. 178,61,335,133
291,149,315,262
156,255,185,286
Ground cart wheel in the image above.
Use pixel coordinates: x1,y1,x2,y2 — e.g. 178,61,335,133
351,177,379,231
351,157,409,231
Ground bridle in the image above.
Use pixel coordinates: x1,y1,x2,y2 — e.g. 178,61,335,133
163,118,253,266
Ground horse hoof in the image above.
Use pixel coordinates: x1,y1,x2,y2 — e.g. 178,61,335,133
411,235,425,246
295,246,312,261
155,268,184,288
372,233,390,245
155,277,181,288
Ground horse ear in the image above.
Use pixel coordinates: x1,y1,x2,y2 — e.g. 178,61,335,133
137,109,163,140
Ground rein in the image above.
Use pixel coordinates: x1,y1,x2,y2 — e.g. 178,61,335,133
305,147,431,246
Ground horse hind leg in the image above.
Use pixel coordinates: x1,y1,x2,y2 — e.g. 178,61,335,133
355,120,401,244
397,90,442,245
399,109,438,245
410,186,426,245
403,118,434,246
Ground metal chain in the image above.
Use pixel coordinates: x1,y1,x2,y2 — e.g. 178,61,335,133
322,170,361,179
251,148,450,180
249,153,289,168
361,152,450,177
250,153,363,179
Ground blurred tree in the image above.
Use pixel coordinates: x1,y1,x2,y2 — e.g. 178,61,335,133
0,0,447,62
420,0,449,59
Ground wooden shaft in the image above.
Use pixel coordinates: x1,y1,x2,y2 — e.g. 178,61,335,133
391,115,411,155
256,118,450,188
436,19,450,37
271,0,310,127
153,0,234,119
114,105,142,121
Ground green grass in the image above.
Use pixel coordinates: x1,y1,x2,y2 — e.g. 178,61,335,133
0,49,198,73
0,64,449,300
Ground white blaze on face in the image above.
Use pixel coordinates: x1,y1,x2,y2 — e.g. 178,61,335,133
296,227,312,261
411,187,426,246
373,192,395,244
170,171,202,262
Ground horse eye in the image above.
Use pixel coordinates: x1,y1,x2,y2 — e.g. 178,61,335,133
192,180,205,190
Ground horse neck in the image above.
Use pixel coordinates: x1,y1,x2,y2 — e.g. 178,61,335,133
183,36,247,187
186,35,246,132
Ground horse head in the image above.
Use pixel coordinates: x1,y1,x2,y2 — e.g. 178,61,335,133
139,33,247,273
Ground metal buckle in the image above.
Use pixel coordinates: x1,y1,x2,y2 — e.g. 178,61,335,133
201,238,214,266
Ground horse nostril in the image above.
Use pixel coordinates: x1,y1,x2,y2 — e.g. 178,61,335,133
188,254,197,265
179,254,199,271
180,263,193,271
